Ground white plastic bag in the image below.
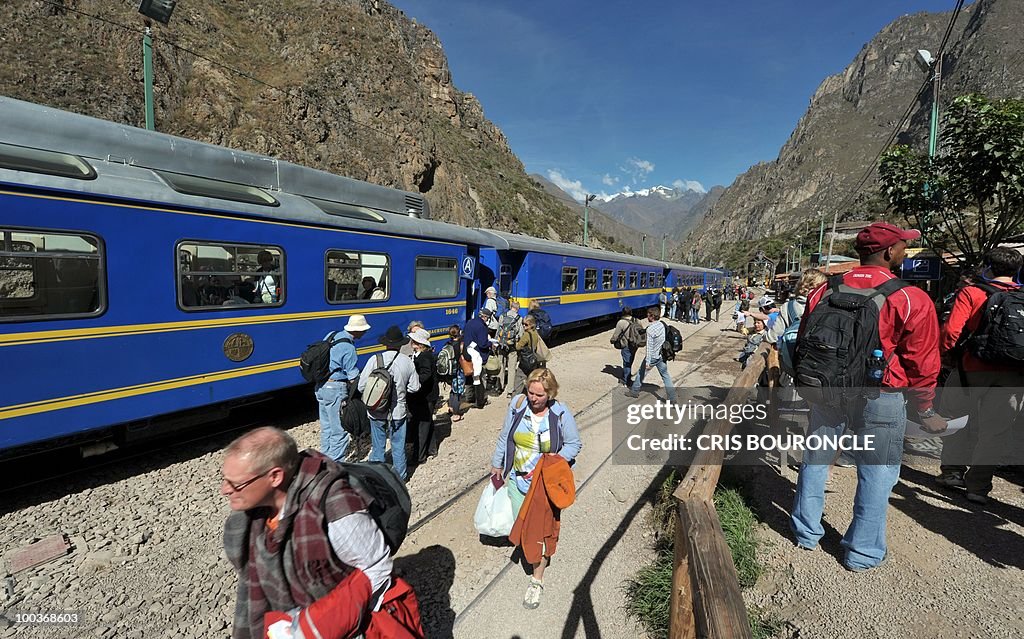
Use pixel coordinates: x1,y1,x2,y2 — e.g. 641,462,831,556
473,479,515,537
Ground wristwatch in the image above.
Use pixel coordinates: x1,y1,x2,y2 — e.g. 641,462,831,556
918,407,936,419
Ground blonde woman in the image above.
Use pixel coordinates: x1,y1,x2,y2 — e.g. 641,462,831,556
490,368,581,609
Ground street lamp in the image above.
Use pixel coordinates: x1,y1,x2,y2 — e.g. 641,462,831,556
138,0,177,131
583,194,596,246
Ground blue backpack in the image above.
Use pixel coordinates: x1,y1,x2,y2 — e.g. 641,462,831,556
495,295,509,318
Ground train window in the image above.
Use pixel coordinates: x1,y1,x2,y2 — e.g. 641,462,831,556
156,170,279,207
305,196,386,223
640,273,648,288
326,250,390,303
0,142,97,180
415,256,458,299
602,269,613,290
584,268,597,291
648,272,657,287
0,229,104,320
617,271,625,289
561,267,578,293
178,242,284,309
629,272,638,288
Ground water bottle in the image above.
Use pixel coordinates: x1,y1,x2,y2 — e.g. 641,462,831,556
867,349,885,385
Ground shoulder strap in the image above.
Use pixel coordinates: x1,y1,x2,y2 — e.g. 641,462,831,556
973,281,1003,296
514,394,527,410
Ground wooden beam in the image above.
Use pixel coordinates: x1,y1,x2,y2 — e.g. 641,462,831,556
678,498,753,639
670,507,697,639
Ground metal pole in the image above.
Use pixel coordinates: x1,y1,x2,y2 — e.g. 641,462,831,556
825,212,838,272
661,233,666,260
143,24,155,131
928,56,942,159
817,214,824,254
583,198,589,247
642,234,647,258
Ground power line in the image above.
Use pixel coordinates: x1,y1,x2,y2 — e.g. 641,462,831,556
830,0,967,217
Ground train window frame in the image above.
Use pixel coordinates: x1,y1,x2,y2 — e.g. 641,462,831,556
584,268,597,291
414,255,459,300
0,228,106,322
0,142,97,180
177,241,285,311
640,273,648,288
629,271,638,288
156,170,279,207
602,269,613,290
617,270,626,289
561,266,578,293
498,264,513,298
325,249,391,304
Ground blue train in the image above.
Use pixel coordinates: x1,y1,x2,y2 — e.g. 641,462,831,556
0,97,723,457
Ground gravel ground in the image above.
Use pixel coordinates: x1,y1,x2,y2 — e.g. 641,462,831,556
743,424,1024,638
0,312,734,639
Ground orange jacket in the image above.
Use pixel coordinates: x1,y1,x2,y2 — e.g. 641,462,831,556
509,454,573,565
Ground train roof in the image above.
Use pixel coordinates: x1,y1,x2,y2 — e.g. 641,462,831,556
664,261,725,274
477,229,666,268
0,96,495,247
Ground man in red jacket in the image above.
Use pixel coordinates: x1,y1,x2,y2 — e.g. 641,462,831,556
791,221,947,572
937,247,1024,505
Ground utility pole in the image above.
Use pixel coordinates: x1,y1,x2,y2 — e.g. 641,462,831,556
143,21,155,130
642,234,647,258
661,233,667,260
817,212,825,254
583,194,596,246
824,211,838,273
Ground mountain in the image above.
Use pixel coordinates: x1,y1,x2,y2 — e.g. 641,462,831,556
0,0,623,251
684,0,1024,263
530,174,651,254
596,185,719,241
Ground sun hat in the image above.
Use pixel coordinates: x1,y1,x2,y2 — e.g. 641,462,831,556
379,325,408,348
344,314,371,332
408,328,431,346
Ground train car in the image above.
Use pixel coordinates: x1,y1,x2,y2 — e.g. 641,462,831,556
475,231,666,329
0,97,495,456
664,262,725,291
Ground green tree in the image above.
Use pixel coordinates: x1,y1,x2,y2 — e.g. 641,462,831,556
879,94,1024,267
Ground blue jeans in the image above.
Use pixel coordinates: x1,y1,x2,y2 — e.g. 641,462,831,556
690,307,699,323
370,416,408,481
631,357,677,403
791,392,906,570
315,381,350,461
620,346,636,386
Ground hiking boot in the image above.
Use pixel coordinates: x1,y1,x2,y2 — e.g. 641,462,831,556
966,492,989,505
935,473,966,489
625,389,639,399
523,578,544,609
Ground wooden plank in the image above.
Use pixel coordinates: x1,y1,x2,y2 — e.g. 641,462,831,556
678,499,753,639
670,509,697,639
5,533,71,573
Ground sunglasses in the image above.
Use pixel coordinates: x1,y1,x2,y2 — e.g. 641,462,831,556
221,469,271,492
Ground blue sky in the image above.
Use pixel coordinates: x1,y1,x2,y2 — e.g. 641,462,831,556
389,0,963,200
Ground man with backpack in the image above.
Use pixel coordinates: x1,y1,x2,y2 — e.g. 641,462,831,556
937,247,1024,505
358,325,421,482
790,221,946,572
625,306,677,403
313,315,369,462
610,306,643,387
222,427,424,639
463,307,494,409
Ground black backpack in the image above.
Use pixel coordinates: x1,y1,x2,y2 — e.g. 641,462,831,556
659,321,683,361
531,309,553,340
335,462,411,555
794,276,907,405
966,282,1024,364
518,337,541,375
298,332,353,387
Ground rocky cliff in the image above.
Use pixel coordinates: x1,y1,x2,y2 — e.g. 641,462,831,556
685,0,1024,262
0,0,619,248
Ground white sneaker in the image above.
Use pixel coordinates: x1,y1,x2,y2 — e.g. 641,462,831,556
523,578,544,609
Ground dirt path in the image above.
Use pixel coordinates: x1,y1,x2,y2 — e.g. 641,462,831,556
743,417,1024,638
